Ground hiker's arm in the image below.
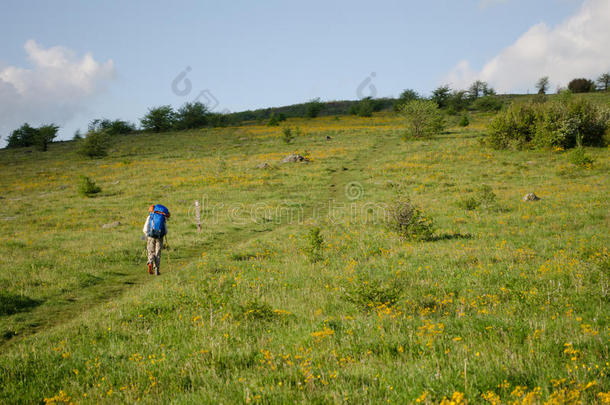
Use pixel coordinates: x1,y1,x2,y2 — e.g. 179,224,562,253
143,218,150,235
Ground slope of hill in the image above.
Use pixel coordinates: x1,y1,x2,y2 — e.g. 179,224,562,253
0,111,608,403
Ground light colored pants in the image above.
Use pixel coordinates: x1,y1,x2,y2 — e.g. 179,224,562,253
147,237,163,273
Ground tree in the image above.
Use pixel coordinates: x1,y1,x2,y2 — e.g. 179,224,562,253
447,90,470,113
393,89,419,111
88,118,135,135
305,98,324,118
596,73,610,91
431,85,451,108
400,99,445,138
6,123,38,148
140,105,176,132
34,124,59,151
568,78,595,93
175,101,209,130
536,76,550,94
468,80,494,100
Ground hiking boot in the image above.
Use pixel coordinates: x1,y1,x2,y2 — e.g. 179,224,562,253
147,262,154,275
155,270,161,276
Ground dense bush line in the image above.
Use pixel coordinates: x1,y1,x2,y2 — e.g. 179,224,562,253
487,94,609,149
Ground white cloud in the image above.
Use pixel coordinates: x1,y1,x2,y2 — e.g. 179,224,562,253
0,40,114,140
446,0,610,93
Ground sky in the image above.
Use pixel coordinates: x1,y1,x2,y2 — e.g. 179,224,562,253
1,0,609,145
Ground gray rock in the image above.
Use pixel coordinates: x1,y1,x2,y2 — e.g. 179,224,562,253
523,193,540,202
102,221,121,229
256,162,271,169
280,154,310,163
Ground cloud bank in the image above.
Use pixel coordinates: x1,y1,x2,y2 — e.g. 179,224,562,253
0,40,114,140
446,0,610,93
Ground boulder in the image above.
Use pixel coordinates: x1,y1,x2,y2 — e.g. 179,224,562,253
256,162,271,169
280,154,310,163
523,193,540,202
102,221,121,229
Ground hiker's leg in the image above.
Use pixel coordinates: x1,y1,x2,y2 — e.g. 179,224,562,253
146,237,155,265
154,238,162,274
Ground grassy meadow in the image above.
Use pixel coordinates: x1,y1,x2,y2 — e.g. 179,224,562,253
0,106,608,403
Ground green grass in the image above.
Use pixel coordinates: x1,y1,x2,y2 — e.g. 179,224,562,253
0,107,608,404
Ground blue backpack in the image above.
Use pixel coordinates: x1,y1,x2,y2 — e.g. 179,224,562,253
147,204,170,239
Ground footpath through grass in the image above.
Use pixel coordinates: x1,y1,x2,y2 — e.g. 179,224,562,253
0,112,608,403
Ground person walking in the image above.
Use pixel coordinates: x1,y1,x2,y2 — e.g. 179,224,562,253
143,204,170,275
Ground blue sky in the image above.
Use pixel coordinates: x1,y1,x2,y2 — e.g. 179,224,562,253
2,0,607,144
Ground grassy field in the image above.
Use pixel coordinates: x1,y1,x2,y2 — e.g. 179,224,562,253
0,106,608,403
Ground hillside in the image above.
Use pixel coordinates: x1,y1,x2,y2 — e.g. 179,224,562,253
0,110,608,403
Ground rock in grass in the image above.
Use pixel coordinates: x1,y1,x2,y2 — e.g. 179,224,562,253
102,221,121,229
280,154,310,163
256,162,271,169
523,193,540,202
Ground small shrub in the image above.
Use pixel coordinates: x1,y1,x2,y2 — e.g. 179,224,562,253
478,185,497,207
458,196,480,210
458,115,470,127
78,176,101,197
569,147,593,167
305,98,324,118
267,112,280,126
240,300,277,322
345,278,402,311
472,95,503,112
388,198,434,240
457,185,497,211
304,227,324,262
400,100,445,139
282,127,294,143
79,130,110,158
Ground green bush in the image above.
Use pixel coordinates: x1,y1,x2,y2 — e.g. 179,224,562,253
267,112,280,126
79,130,110,158
140,105,176,132
174,102,208,130
400,100,445,139
88,119,135,135
78,176,101,197
305,98,324,118
487,97,608,149
282,127,294,143
472,95,503,112
569,147,594,166
458,115,470,127
388,198,434,241
304,227,324,262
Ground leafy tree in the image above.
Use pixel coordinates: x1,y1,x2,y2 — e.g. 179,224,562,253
88,118,135,135
468,80,494,100
356,97,375,117
267,112,280,126
175,101,209,130
305,98,324,118
393,89,419,111
596,73,610,91
568,78,595,93
6,123,38,148
34,124,59,151
73,129,83,140
400,100,445,138
140,105,176,132
447,90,471,113
536,76,550,94
431,85,451,108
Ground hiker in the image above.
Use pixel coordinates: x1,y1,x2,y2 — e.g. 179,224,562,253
143,204,170,275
